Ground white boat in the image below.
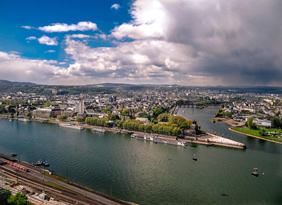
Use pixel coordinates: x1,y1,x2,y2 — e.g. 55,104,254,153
18,118,30,122
59,124,84,130
91,128,105,133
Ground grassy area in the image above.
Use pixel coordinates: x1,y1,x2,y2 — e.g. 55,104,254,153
45,181,78,195
231,127,282,143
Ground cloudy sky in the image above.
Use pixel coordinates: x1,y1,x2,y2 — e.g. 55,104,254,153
0,0,281,86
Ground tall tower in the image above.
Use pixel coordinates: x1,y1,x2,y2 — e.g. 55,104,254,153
78,100,85,114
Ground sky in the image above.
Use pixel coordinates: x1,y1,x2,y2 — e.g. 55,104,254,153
0,0,281,86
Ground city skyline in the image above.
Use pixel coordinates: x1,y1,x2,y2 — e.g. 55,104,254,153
0,0,282,86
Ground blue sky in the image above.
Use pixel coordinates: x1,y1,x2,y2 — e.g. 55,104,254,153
0,0,131,62
0,0,281,86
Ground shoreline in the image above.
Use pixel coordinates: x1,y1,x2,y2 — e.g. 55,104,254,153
213,117,245,127
229,127,282,145
3,117,247,150
45,118,246,149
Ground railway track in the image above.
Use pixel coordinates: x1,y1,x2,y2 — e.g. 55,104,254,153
0,166,107,205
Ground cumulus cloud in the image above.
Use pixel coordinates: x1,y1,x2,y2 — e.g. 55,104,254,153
107,0,282,86
26,36,36,40
5,0,282,86
111,4,120,10
0,51,62,84
38,21,98,33
38,35,58,46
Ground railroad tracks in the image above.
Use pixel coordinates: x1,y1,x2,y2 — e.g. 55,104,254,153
0,166,107,205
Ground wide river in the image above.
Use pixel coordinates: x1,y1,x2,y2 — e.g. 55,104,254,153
0,107,281,205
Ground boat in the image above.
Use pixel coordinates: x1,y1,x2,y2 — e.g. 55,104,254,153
251,168,259,177
192,154,197,161
35,160,43,166
91,128,105,133
59,124,84,130
18,118,30,122
42,161,50,166
11,153,17,157
9,119,12,122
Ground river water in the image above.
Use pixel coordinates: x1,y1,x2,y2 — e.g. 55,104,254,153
0,107,281,205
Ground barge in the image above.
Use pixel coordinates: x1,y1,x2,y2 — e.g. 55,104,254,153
91,128,105,133
131,134,187,147
59,124,84,130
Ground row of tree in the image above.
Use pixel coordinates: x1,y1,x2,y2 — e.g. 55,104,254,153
85,117,108,127
116,119,181,136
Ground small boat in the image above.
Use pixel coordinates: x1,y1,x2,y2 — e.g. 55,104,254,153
192,154,197,161
11,153,17,157
9,119,12,122
42,161,50,166
251,168,259,177
35,160,43,166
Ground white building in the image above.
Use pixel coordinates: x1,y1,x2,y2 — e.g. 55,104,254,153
75,100,85,114
254,119,272,127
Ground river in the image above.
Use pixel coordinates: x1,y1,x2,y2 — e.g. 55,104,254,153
0,107,281,205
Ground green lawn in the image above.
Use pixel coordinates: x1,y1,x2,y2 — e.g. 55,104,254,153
231,127,282,143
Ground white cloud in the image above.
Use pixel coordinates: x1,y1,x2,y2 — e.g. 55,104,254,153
39,21,98,33
22,26,33,29
3,0,282,86
0,51,62,84
44,50,56,53
38,35,58,46
26,36,36,40
111,4,120,10
69,34,92,39
111,0,167,39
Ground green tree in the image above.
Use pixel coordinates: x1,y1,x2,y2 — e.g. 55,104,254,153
271,117,280,128
246,117,257,129
180,120,192,128
259,128,267,136
168,116,186,127
3,189,11,198
110,115,120,121
157,113,169,122
76,116,85,123
0,104,7,113
116,120,124,128
172,127,181,136
57,114,67,121
7,192,33,205
121,109,129,116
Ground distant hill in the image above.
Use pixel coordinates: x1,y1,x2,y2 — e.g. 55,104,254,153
0,80,281,95
0,80,36,86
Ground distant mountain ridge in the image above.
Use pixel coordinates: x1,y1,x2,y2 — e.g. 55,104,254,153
0,80,36,86
0,80,281,95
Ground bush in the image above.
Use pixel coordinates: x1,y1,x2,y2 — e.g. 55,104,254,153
57,114,67,121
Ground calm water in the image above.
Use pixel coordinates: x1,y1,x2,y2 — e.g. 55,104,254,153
0,107,281,205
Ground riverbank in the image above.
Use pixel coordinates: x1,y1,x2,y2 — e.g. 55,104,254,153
38,118,246,149
213,117,245,127
229,127,282,145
